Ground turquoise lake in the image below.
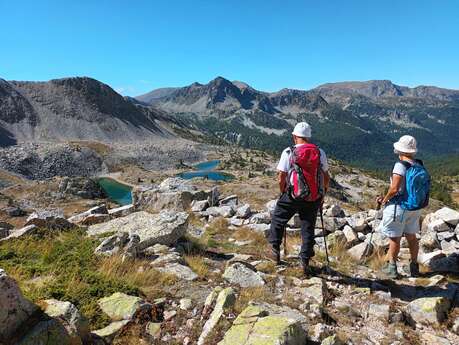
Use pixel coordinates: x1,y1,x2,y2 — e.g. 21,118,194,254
98,177,133,205
178,160,234,181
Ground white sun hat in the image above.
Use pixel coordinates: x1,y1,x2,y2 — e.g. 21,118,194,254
292,122,312,138
393,135,418,154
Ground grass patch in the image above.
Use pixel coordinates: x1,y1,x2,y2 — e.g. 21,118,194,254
0,228,176,329
183,254,210,278
233,287,275,314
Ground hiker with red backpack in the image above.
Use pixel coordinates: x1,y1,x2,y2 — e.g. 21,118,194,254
376,135,431,279
267,122,330,275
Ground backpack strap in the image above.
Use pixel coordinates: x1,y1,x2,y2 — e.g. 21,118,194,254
399,160,412,169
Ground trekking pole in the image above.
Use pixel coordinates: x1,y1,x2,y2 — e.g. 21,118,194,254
320,204,331,269
283,224,288,257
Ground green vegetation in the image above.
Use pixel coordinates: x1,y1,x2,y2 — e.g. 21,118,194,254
0,229,141,329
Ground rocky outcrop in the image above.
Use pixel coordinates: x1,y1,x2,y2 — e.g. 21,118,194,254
98,292,152,321
406,297,451,326
218,302,308,345
87,210,188,249
223,262,265,288
25,209,74,230
0,269,38,342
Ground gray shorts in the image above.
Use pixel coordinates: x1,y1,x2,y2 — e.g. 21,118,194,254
379,204,421,238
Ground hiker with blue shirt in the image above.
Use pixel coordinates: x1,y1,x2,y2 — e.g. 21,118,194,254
376,135,431,279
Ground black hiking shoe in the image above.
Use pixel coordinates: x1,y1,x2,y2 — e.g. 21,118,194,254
409,262,420,277
301,259,313,277
265,245,281,265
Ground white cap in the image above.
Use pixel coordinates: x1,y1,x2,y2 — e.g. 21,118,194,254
393,135,417,154
292,122,312,138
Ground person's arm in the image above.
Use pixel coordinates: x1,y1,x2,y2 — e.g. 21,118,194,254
278,171,288,193
380,174,403,205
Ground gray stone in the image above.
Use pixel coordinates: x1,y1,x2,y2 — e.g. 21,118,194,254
0,269,39,342
3,206,25,217
296,277,328,305
150,252,182,266
179,298,193,311
246,223,270,236
406,297,451,326
347,242,373,261
230,217,245,227
88,211,188,249
342,225,358,245
0,227,8,239
265,199,277,215
219,195,238,207
98,292,151,321
17,319,72,345
218,302,307,345
250,212,271,224
347,212,368,232
325,204,343,218
223,262,265,288
206,206,235,218
94,233,128,256
452,317,459,334
157,262,198,281
92,320,129,343
438,231,456,241
235,204,251,218
321,335,344,345
191,199,209,212
25,209,73,229
418,250,445,265
421,333,451,345
420,232,440,251
1,225,38,241
428,219,451,232
108,204,134,217
198,288,235,345
44,299,89,343
435,207,459,226
441,239,459,254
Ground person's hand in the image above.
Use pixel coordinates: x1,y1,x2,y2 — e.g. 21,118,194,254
376,196,384,204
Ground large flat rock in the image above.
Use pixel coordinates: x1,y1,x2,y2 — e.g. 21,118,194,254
87,210,188,249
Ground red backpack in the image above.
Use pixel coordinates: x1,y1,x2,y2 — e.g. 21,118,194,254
287,144,323,201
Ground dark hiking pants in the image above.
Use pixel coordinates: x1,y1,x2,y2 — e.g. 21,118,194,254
268,192,321,261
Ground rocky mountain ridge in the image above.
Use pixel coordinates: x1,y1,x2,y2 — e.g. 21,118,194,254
0,77,176,145
136,77,459,168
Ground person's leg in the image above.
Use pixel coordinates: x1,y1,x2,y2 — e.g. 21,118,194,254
268,193,296,262
405,233,419,262
297,200,320,266
386,237,401,263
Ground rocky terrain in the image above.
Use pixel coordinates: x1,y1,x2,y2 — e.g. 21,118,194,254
1,175,458,345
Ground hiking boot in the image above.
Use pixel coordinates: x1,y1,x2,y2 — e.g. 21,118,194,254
265,245,281,265
381,262,398,279
409,262,420,277
301,259,313,276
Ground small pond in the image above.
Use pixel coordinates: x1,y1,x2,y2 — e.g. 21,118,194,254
177,160,234,181
98,177,133,205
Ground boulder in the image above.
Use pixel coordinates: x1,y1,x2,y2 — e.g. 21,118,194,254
236,204,251,218
441,239,459,254
326,231,346,250
88,211,188,249
179,298,193,311
418,250,445,265
156,263,198,281
230,217,245,227
342,225,358,245
219,195,238,207
198,288,236,345
428,254,459,273
98,292,151,321
3,206,25,217
406,297,451,326
223,262,265,288
437,231,456,241
420,232,440,251
0,269,38,342
79,214,110,226
17,319,72,345
347,212,368,232
92,320,129,343
250,212,271,224
25,209,73,230
434,207,459,226
108,204,134,218
191,200,209,212
452,317,459,335
1,224,38,241
59,177,106,199
347,242,372,261
94,233,129,256
68,204,108,224
296,277,328,305
218,302,307,345
0,227,9,239
324,205,343,218
321,335,344,345
428,219,451,232
206,206,235,218
246,223,270,236
44,299,89,343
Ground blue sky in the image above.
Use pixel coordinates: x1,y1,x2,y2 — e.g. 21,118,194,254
1,0,458,96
